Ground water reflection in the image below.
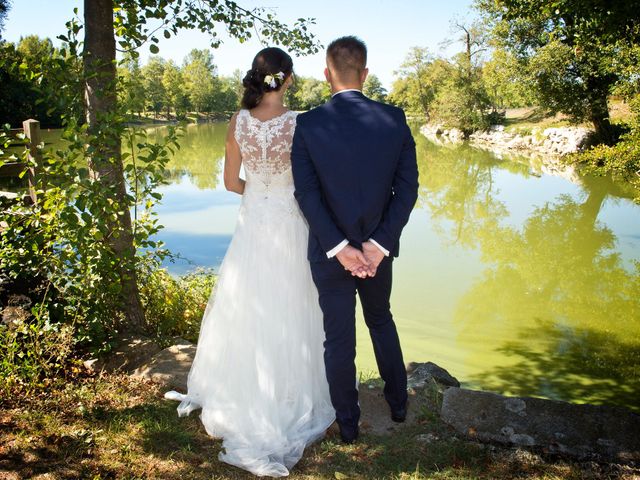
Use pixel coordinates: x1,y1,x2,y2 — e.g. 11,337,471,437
416,137,512,248
146,122,640,412
149,123,226,190
414,133,640,411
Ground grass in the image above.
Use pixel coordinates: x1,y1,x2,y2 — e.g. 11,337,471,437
502,108,577,136
2,373,638,479
501,99,634,136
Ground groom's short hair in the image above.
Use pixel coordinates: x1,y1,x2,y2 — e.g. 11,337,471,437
326,36,367,78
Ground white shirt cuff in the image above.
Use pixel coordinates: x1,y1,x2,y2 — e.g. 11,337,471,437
326,239,349,258
368,238,390,257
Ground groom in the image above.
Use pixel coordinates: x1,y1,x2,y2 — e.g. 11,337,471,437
291,36,419,443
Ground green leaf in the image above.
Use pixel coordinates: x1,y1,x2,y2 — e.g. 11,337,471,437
149,44,160,54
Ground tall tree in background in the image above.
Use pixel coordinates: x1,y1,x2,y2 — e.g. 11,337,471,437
482,48,534,109
293,76,331,110
231,68,245,103
141,55,166,117
183,49,216,114
210,76,240,113
445,19,488,74
16,35,54,64
162,59,187,119
432,19,492,132
82,0,319,331
430,51,492,133
389,47,435,118
363,74,387,102
118,53,145,117
0,0,9,39
476,0,640,144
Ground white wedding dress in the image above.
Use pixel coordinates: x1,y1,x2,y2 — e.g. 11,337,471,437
164,109,335,477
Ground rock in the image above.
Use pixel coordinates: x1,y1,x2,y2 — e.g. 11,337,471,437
85,334,162,374
132,341,196,390
448,128,465,142
423,122,596,161
2,294,33,326
420,124,444,136
507,134,529,150
542,127,593,154
1,306,30,326
407,361,460,389
83,358,102,372
441,388,640,462
416,433,439,443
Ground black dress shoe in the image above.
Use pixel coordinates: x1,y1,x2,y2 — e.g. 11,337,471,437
339,425,359,444
391,407,407,423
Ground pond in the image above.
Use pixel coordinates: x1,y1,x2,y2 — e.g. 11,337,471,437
153,121,640,412
10,121,639,412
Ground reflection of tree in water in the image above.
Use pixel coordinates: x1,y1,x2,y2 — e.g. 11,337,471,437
455,178,640,411
414,132,527,247
414,131,640,410
146,123,227,190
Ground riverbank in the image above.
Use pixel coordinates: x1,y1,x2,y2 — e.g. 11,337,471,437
2,365,638,479
420,103,640,202
124,111,233,126
420,121,595,159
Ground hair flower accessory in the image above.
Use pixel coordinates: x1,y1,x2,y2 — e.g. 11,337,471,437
264,71,285,89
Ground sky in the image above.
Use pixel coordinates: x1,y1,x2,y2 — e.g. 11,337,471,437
2,0,477,89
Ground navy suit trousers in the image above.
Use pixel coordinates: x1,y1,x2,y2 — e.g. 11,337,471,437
310,256,408,432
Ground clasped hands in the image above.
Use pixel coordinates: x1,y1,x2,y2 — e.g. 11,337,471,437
335,242,385,278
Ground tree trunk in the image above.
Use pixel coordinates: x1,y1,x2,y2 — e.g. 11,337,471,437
84,0,146,332
586,78,616,145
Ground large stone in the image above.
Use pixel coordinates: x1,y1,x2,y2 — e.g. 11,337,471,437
132,340,195,390
441,388,640,462
84,334,163,374
447,128,465,142
420,124,444,136
542,127,593,154
407,361,460,389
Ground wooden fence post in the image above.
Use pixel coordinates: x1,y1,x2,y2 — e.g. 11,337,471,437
22,119,41,205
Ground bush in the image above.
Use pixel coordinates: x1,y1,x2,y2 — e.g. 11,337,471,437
139,265,216,342
569,95,640,202
0,294,76,395
486,110,506,126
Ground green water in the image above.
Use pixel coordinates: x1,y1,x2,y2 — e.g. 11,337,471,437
155,122,640,412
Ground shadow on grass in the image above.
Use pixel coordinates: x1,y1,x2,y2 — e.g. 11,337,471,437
86,391,492,479
304,426,488,478
3,376,634,479
504,107,554,125
90,398,220,456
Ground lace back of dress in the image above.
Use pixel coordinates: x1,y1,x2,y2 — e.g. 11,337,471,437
234,110,297,186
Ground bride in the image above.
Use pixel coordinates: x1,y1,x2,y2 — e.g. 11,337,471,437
164,47,335,477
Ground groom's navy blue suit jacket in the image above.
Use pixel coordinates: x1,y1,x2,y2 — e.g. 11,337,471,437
291,90,419,262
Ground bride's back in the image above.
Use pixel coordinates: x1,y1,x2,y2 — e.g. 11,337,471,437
234,109,297,191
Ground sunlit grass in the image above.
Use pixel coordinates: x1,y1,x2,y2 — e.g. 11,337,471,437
1,372,635,479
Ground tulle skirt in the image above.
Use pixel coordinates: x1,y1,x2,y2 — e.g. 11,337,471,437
165,188,335,477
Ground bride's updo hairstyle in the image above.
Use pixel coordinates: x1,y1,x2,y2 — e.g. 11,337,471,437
241,47,293,109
